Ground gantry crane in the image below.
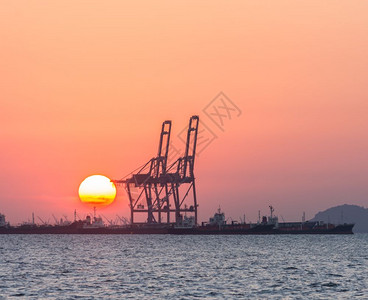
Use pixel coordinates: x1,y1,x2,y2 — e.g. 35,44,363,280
113,116,199,226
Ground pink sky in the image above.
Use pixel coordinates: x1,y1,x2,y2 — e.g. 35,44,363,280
1,1,368,224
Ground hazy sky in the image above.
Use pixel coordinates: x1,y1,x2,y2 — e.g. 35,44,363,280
1,1,367,224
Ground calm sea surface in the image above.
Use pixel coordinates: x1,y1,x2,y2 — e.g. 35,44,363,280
0,234,367,299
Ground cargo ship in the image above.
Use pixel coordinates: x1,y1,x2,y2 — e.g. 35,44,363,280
168,207,354,235
0,207,354,235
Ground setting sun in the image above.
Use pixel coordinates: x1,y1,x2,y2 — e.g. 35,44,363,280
78,175,116,206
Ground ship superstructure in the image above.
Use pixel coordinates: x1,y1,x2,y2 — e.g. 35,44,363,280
0,213,8,227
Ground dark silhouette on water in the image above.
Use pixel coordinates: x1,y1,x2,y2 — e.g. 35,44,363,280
0,208,354,234
310,204,368,233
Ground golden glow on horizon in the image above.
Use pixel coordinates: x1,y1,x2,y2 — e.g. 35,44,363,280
78,175,116,206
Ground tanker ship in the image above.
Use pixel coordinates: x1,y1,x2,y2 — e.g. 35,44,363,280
168,206,354,235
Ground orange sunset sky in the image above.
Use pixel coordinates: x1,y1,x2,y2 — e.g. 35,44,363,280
1,1,368,224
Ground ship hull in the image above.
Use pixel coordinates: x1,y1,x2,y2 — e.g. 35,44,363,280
0,223,354,235
273,223,354,234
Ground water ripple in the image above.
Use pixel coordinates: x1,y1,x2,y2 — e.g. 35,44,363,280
0,234,367,298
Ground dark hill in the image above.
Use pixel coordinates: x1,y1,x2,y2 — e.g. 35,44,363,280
310,204,368,233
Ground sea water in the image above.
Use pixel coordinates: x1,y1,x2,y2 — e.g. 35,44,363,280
0,234,367,299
